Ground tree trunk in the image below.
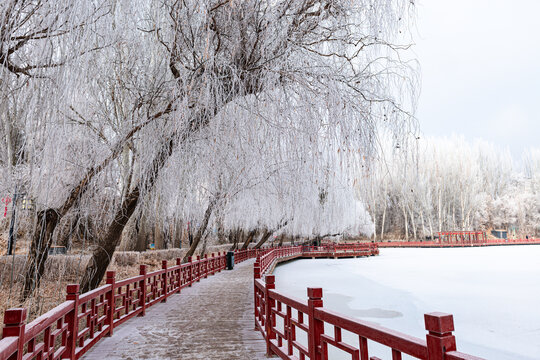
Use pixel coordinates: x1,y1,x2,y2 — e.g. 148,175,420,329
402,205,409,241
80,188,140,292
59,212,80,250
80,135,175,292
216,212,226,244
380,206,386,241
230,228,245,251
21,111,170,300
420,211,426,240
372,214,377,241
438,189,442,233
452,204,456,231
22,209,59,300
182,196,218,262
174,219,183,248
200,233,209,257
409,207,417,240
240,229,258,250
428,216,434,241
227,229,235,249
254,219,289,248
134,212,147,252
254,228,273,249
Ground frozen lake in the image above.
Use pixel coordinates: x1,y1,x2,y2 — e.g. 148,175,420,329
273,246,540,360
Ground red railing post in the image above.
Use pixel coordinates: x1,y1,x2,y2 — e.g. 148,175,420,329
106,271,116,336
161,260,168,302
253,257,261,330
64,284,80,359
424,312,456,360
2,308,26,360
204,254,209,278
187,256,193,286
308,287,324,360
139,265,147,316
196,256,201,282
264,275,276,356
176,258,182,292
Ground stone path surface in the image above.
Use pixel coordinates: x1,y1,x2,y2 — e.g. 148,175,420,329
82,259,267,360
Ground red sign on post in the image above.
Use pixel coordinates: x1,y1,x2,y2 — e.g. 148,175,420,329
1,197,12,218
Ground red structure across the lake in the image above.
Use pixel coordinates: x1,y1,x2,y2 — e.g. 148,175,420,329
437,231,486,244
378,237,540,248
0,242,506,360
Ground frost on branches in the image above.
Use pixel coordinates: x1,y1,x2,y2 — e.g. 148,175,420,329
0,0,416,300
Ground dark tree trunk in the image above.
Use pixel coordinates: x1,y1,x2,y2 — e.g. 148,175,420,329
21,110,172,300
254,228,273,249
59,212,80,250
240,229,258,250
254,219,290,249
230,228,243,251
79,188,140,293
227,230,235,248
22,209,59,300
80,136,175,292
216,214,226,244
182,196,218,262
200,233,209,257
278,234,285,247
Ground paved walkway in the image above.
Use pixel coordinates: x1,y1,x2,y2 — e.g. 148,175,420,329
82,260,267,360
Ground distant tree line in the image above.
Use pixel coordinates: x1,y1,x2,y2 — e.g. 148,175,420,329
363,135,540,240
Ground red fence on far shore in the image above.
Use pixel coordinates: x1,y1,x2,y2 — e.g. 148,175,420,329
378,238,540,248
0,249,262,360
254,245,486,360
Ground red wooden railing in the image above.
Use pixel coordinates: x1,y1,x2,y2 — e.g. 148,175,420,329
302,244,379,257
254,245,486,360
378,238,540,248
2,243,490,360
437,231,486,244
0,248,262,360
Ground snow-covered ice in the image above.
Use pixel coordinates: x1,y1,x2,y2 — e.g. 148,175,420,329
273,246,540,359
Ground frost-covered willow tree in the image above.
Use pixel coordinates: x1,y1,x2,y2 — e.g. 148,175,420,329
1,0,417,297
76,0,417,291
0,0,116,299
159,95,376,257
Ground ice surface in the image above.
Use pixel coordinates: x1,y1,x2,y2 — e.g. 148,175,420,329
273,246,540,360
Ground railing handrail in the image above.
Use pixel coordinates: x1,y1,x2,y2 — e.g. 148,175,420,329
254,244,487,360
1,243,489,360
0,247,267,360
378,238,540,247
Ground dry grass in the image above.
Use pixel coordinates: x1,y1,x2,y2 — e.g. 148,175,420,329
0,243,234,329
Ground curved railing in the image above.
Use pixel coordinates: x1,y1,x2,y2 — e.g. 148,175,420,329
254,245,485,360
1,244,488,360
378,238,540,248
0,248,261,360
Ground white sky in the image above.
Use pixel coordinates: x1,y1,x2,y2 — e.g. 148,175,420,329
414,0,540,159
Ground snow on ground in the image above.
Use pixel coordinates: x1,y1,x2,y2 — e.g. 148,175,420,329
273,245,540,360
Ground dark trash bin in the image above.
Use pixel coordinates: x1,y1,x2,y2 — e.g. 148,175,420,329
226,251,235,270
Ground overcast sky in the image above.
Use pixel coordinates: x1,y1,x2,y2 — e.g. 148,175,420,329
414,0,540,159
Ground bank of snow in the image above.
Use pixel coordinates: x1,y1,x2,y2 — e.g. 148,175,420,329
273,246,540,360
